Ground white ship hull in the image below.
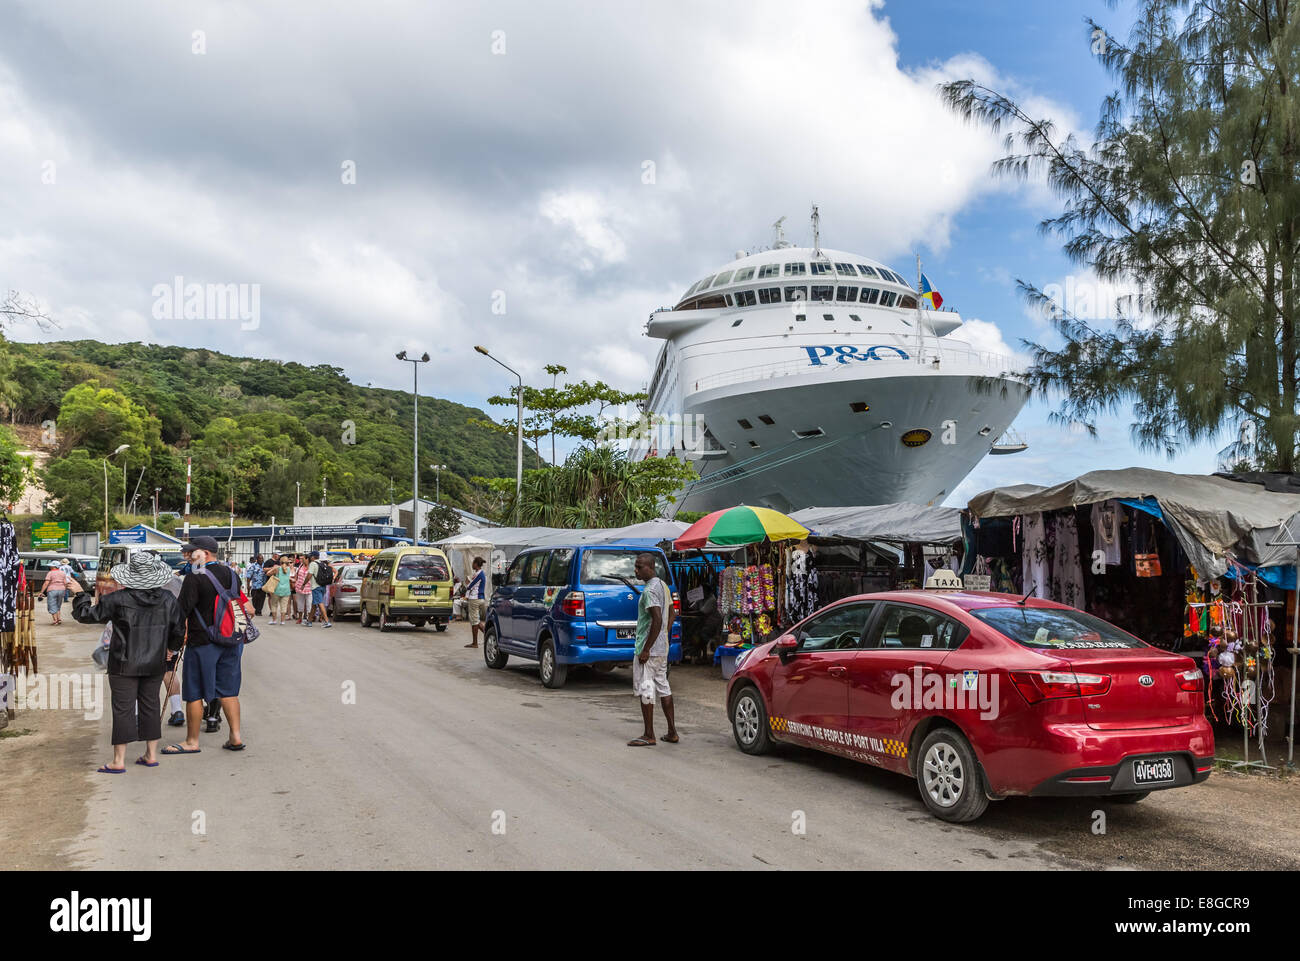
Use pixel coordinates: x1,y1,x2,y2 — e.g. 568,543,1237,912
633,244,1029,513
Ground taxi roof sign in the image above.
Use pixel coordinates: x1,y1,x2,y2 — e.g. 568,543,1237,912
924,569,964,591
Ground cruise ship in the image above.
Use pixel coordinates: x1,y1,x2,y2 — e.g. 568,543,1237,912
631,216,1029,513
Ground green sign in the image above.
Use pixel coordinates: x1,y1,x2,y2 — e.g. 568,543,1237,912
31,521,71,550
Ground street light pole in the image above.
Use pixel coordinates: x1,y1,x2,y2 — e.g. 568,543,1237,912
103,444,129,540
475,346,523,526
397,350,431,543
153,487,161,529
430,464,447,504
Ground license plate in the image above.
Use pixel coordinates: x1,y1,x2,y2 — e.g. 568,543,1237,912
1132,757,1175,785
412,588,433,597
615,628,634,639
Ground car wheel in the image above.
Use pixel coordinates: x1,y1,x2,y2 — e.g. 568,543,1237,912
484,627,508,669
917,728,989,823
539,638,568,689
730,685,771,755
378,607,391,632
1108,792,1150,804
360,605,373,629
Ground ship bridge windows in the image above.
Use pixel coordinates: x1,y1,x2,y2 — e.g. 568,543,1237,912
734,290,757,307
758,287,782,304
860,288,881,304
810,285,834,302
857,264,879,278
783,262,807,276
712,271,734,287
733,267,755,282
899,294,918,309
784,286,807,302
835,263,858,275
836,286,858,302
758,264,781,278
879,291,898,307
810,262,834,275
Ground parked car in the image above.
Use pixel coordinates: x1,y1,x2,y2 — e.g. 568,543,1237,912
726,586,1214,823
19,552,94,593
484,544,682,689
328,562,367,619
96,544,187,597
358,546,453,632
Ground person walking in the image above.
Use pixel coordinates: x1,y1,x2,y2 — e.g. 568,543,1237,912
68,552,186,772
165,536,248,755
247,554,267,617
292,555,313,625
307,552,333,628
627,553,678,747
265,555,293,624
464,557,487,648
41,562,71,625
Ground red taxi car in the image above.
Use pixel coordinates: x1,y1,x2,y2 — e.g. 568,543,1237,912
726,585,1214,822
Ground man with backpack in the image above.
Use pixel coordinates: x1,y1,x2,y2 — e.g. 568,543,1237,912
308,552,334,628
165,536,251,755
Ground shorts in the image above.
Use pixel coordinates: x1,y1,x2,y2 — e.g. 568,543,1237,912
467,598,486,624
182,641,243,703
632,654,670,704
45,590,66,613
294,593,311,613
311,586,326,605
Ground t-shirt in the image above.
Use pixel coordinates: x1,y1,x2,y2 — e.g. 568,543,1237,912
466,570,486,600
270,569,292,596
635,576,669,657
293,566,312,593
178,562,241,647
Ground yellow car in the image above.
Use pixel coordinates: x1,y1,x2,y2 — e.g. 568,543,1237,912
359,546,453,632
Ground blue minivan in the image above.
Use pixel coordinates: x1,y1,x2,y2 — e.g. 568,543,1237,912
484,543,681,688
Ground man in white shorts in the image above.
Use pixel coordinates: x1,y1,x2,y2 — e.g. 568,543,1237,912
627,553,678,746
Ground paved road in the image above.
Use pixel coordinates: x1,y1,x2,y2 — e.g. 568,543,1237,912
64,615,1097,870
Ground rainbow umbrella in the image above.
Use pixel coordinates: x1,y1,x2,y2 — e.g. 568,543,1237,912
673,506,809,549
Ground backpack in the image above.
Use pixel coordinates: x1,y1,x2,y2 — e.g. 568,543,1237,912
194,568,259,647
315,562,335,587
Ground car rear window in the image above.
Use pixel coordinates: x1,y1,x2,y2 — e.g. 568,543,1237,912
395,555,450,581
342,565,365,579
971,607,1147,650
580,550,669,586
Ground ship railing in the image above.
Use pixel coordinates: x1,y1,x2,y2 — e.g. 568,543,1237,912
689,343,1022,394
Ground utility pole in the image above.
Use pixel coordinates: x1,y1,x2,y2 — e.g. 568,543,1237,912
475,346,523,526
396,350,431,543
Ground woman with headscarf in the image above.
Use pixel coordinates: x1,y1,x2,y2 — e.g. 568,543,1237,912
70,551,187,773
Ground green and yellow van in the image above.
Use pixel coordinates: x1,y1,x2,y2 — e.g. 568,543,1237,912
359,546,453,632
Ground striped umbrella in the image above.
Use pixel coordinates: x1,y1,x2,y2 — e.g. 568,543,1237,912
673,506,809,549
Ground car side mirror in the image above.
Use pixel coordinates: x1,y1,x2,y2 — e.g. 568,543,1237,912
774,634,798,658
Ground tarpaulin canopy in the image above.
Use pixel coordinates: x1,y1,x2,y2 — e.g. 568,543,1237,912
790,503,964,545
966,468,1300,578
440,521,691,564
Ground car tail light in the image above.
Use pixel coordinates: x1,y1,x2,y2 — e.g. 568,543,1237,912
1177,668,1203,692
341,585,358,593
1009,670,1111,704
671,591,681,619
561,591,585,617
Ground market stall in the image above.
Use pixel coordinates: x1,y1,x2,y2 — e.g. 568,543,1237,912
966,467,1300,767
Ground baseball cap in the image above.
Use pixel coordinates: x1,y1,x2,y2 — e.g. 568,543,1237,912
182,535,220,553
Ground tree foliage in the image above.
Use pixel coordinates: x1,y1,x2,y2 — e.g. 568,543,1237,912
42,448,123,533
943,1,1300,470
0,425,34,509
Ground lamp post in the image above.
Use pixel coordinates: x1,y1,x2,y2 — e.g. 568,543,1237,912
397,350,431,543
430,464,447,504
102,444,129,540
295,481,301,508
153,487,161,529
475,346,523,526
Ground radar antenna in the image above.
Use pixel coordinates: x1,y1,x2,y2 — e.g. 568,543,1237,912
811,203,821,256
772,216,790,249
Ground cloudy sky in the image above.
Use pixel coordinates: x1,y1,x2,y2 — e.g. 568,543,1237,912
1,0,1226,504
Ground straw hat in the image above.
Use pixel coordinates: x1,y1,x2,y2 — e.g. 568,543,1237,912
110,551,175,590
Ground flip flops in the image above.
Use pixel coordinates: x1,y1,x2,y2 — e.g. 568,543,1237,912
96,764,126,774
135,757,159,767
627,737,656,747
222,742,245,751
161,744,200,755
661,733,680,743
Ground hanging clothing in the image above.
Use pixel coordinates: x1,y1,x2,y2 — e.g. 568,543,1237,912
785,548,819,623
1051,512,1086,609
0,520,19,633
1020,513,1050,599
1090,500,1122,568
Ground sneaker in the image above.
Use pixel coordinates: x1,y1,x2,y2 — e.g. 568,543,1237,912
167,711,185,727
323,622,333,629
204,718,221,733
